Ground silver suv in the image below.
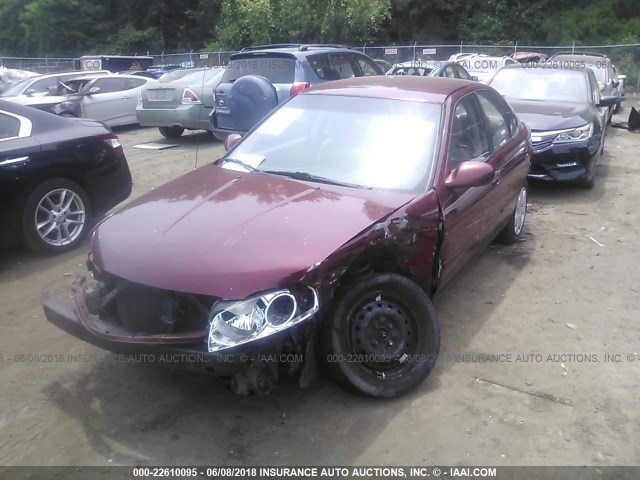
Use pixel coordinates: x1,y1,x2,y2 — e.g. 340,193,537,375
210,44,383,140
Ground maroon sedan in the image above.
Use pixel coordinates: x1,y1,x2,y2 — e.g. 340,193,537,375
43,76,531,398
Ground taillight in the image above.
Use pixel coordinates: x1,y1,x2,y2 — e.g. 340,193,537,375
290,82,310,96
182,88,201,104
94,133,123,155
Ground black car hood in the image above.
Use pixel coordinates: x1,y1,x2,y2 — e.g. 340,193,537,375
508,99,593,131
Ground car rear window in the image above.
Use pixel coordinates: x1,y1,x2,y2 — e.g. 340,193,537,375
222,54,296,84
169,69,221,83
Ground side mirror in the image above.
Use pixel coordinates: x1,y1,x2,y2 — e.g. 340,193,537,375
87,87,101,95
597,96,618,108
471,76,479,82
224,133,242,152
444,161,495,189
25,88,36,96
612,79,620,88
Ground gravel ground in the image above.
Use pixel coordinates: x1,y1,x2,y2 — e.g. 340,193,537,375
0,101,639,468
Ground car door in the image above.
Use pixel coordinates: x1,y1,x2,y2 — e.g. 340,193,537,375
475,89,527,235
81,77,133,126
435,93,495,289
0,109,42,245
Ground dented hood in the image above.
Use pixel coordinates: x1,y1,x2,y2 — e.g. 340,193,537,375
91,164,415,299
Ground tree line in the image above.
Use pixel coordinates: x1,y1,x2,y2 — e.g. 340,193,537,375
0,0,638,57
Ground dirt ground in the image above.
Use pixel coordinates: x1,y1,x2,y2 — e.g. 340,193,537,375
0,101,639,468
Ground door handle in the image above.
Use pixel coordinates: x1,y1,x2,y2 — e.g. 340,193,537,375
493,170,502,185
0,156,29,166
121,96,130,99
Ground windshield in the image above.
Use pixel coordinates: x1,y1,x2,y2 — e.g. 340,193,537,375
490,68,589,103
222,55,296,83
1,77,35,96
158,69,190,82
166,68,221,83
221,94,441,192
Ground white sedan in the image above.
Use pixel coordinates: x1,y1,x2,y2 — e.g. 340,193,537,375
61,74,159,126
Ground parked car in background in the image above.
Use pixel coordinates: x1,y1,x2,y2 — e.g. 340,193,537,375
210,44,383,140
547,52,621,114
511,52,548,63
28,74,158,126
489,65,617,187
0,70,111,101
373,58,393,73
137,67,224,137
457,55,518,83
0,67,39,94
448,52,482,62
0,100,132,253
117,70,160,80
146,64,182,77
43,76,530,398
386,60,476,80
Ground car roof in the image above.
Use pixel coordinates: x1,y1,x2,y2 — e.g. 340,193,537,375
548,53,609,64
31,70,111,79
304,75,477,103
231,45,358,59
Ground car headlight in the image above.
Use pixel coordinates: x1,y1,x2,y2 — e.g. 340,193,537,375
207,286,319,352
553,124,593,144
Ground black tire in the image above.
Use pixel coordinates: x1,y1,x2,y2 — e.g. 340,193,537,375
498,184,528,244
22,178,91,254
159,126,185,138
323,273,440,398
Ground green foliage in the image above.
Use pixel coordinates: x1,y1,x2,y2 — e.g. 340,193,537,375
0,0,638,58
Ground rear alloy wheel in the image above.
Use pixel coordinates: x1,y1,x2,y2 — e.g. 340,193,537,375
323,273,440,398
498,184,527,244
23,178,91,254
159,126,185,138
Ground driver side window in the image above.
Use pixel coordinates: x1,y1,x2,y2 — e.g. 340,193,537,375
448,96,490,172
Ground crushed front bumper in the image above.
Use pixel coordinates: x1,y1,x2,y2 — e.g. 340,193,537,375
42,278,287,377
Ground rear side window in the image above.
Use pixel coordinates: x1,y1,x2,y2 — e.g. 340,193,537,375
0,112,21,139
91,78,130,93
125,78,147,89
222,55,296,84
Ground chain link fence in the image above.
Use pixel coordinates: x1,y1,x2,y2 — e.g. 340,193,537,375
2,42,639,89
0,56,75,73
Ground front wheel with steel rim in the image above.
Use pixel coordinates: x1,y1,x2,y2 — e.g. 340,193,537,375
323,273,440,398
498,183,527,244
23,178,91,254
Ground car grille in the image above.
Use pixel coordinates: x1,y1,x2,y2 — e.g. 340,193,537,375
530,131,556,153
